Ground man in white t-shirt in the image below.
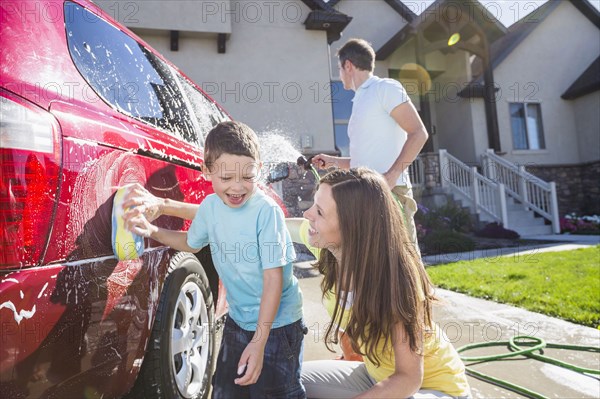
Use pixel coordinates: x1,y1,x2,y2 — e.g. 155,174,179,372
313,38,429,252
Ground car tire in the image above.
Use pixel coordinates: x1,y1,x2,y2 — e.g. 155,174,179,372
129,252,216,399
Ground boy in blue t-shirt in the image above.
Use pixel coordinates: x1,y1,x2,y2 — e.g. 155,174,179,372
124,121,305,398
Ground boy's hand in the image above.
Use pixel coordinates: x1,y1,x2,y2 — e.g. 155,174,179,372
234,341,265,386
123,208,158,238
120,183,163,222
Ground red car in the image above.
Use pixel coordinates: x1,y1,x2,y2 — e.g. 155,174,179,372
0,1,286,397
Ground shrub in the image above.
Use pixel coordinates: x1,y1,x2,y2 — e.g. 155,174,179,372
422,229,476,254
560,214,600,235
476,222,520,239
415,202,473,235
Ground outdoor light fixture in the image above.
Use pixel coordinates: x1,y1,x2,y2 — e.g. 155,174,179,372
448,33,461,46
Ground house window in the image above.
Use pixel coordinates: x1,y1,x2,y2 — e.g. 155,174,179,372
509,103,545,150
330,81,354,156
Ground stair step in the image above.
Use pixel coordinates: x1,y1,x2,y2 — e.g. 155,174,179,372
508,211,547,228
511,224,553,236
507,209,534,219
447,190,553,236
508,217,546,228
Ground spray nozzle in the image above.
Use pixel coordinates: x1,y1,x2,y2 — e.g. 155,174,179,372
297,155,322,182
296,155,314,171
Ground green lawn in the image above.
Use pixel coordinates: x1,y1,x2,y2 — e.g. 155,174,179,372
426,246,600,328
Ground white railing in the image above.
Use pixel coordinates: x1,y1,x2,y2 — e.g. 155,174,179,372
408,156,425,187
439,149,508,226
481,149,559,233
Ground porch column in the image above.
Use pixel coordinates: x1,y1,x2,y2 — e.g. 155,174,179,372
482,53,501,152
415,32,434,153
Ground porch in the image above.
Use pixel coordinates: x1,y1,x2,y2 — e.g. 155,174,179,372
409,149,560,236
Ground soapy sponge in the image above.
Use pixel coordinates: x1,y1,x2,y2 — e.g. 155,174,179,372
112,187,145,260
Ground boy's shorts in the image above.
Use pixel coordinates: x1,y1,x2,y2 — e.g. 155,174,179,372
212,317,307,399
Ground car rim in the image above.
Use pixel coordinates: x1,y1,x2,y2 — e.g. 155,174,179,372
171,280,210,398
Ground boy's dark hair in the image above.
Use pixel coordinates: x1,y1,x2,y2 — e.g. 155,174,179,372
337,38,375,72
204,121,261,171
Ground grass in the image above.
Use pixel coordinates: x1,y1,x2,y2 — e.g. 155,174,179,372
426,246,600,328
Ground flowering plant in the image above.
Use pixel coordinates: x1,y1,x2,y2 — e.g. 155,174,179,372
415,202,473,237
560,213,600,235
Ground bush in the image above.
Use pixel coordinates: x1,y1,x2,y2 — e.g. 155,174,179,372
560,214,600,235
476,222,520,239
415,202,473,236
422,229,476,254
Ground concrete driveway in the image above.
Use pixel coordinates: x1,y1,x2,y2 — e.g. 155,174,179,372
297,236,600,398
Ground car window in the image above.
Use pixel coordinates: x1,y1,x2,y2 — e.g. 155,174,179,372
64,1,198,146
177,75,229,145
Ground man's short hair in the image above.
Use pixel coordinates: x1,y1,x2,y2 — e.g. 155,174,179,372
337,38,375,72
204,121,261,170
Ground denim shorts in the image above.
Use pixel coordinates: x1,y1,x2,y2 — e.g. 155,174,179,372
212,317,307,399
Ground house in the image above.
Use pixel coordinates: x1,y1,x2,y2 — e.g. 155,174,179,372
328,0,600,233
98,0,599,232
95,0,349,153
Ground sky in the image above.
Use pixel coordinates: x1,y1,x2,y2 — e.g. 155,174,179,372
325,0,600,28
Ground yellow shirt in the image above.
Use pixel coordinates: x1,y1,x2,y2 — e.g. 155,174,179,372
298,219,321,259
322,293,470,396
299,220,471,397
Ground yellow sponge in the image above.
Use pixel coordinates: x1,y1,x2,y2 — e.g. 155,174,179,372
112,187,145,260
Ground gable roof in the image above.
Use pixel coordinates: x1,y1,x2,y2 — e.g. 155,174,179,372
383,0,417,22
300,0,334,10
323,0,417,21
562,56,600,100
484,0,560,73
569,0,600,28
461,0,600,97
376,0,507,60
323,0,342,7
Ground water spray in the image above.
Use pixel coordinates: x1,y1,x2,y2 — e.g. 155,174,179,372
265,155,322,184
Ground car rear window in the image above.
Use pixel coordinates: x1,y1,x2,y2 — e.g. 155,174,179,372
65,1,205,146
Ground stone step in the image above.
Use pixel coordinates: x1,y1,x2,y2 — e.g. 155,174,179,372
510,223,553,236
508,212,546,228
448,190,552,236
507,203,525,211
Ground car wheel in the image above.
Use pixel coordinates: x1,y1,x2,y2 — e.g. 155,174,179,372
130,252,216,399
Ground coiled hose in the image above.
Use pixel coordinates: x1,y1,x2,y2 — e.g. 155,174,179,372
457,335,600,399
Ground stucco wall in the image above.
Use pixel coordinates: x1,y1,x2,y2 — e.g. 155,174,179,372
493,0,599,166
574,91,600,163
95,0,233,33
432,51,479,164
329,0,408,79
100,0,335,153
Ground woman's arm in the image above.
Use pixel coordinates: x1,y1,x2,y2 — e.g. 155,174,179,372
285,218,305,244
121,183,199,221
285,218,322,260
354,323,423,399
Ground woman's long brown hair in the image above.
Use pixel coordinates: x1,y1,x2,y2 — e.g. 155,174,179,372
315,168,435,365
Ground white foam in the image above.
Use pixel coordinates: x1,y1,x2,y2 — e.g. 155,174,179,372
0,301,36,324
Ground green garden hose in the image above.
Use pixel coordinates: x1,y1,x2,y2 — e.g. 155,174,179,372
457,335,600,399
308,165,321,182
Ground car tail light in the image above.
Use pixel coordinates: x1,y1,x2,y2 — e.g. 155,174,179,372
0,89,62,268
